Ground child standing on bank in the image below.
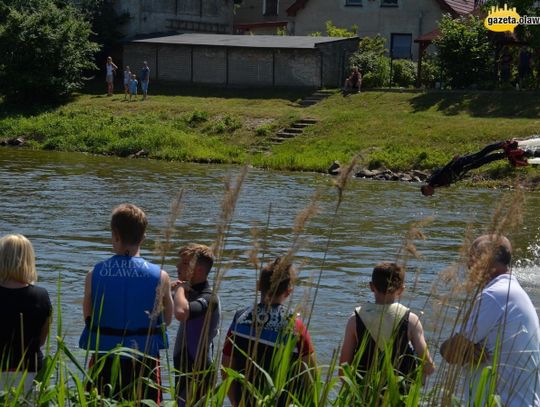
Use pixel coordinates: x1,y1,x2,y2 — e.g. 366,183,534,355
129,74,138,101
339,263,435,385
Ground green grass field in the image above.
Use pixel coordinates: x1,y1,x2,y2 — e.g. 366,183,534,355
1,83,540,183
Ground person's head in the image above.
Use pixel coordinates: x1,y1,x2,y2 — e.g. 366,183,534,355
469,234,512,280
131,74,136,79
0,234,37,284
143,60,148,67
110,204,147,248
258,257,295,303
421,184,435,197
352,66,358,73
107,56,112,62
125,65,130,71
370,262,405,300
177,243,214,284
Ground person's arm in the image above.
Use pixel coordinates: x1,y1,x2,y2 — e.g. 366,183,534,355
40,292,52,346
408,312,435,377
40,316,51,346
160,270,173,326
173,283,191,321
440,333,488,366
83,270,93,320
441,294,496,366
339,314,357,376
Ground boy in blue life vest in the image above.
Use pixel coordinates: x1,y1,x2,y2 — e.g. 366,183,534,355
339,263,435,390
221,257,316,407
172,244,220,406
79,203,174,403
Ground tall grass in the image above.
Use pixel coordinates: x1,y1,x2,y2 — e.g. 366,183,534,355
0,163,534,406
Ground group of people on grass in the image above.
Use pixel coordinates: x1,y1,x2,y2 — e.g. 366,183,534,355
106,56,150,101
1,203,540,406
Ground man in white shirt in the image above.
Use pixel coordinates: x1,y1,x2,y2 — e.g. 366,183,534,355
441,234,540,406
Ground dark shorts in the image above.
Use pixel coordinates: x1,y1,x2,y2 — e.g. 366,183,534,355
88,353,161,403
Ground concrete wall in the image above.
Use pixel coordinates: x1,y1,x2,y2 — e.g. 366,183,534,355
123,43,158,80
318,40,359,87
228,49,274,86
292,0,444,60
123,40,358,87
234,0,296,34
116,0,234,38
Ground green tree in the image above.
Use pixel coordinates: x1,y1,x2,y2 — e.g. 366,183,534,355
79,0,129,58
324,20,358,38
0,0,99,103
433,14,495,88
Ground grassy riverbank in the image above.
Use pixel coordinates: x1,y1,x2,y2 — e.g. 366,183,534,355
1,83,540,183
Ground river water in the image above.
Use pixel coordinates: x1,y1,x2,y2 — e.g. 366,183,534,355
1,148,539,367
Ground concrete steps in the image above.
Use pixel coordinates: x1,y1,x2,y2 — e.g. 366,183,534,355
250,118,319,153
298,89,337,107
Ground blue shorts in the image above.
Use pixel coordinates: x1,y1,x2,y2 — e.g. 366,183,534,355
141,80,149,93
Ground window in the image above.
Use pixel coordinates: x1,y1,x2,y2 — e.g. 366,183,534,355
391,33,412,59
381,0,398,6
345,0,362,6
263,0,278,16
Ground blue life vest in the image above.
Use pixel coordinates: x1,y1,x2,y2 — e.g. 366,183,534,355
79,255,168,355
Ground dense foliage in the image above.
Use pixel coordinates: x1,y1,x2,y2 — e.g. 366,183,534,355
391,59,417,88
0,0,98,103
433,15,495,89
349,35,391,88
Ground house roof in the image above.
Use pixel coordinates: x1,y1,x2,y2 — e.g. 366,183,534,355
436,0,475,15
234,21,289,30
131,33,357,49
287,0,475,17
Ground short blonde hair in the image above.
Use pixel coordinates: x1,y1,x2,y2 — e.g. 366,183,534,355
0,234,37,284
179,244,214,274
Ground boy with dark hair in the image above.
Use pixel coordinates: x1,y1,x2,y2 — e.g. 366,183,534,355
173,243,220,406
80,203,174,403
221,257,316,407
340,262,434,385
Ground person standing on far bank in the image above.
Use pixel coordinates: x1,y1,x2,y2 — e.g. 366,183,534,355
140,61,150,100
105,56,118,96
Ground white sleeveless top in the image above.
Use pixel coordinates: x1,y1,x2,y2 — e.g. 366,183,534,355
355,302,409,351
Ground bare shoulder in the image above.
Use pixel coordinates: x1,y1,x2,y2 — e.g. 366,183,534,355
160,270,171,283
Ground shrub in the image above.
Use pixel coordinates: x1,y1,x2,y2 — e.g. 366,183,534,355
186,110,209,127
349,35,391,88
391,59,417,88
419,54,440,88
208,114,241,134
433,14,496,89
0,0,99,104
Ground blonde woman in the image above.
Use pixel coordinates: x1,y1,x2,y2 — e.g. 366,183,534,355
0,234,52,393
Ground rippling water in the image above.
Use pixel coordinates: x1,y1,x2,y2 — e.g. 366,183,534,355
1,148,539,365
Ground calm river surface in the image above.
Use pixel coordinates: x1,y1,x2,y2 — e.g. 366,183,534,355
1,148,540,366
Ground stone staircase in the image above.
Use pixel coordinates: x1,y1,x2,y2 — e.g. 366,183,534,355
251,118,318,154
299,89,336,107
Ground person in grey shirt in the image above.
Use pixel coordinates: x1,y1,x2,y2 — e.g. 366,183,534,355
172,244,220,406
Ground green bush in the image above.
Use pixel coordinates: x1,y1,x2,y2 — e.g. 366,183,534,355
0,0,98,104
186,110,209,126
391,59,417,88
349,35,391,88
419,54,440,88
433,15,496,89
